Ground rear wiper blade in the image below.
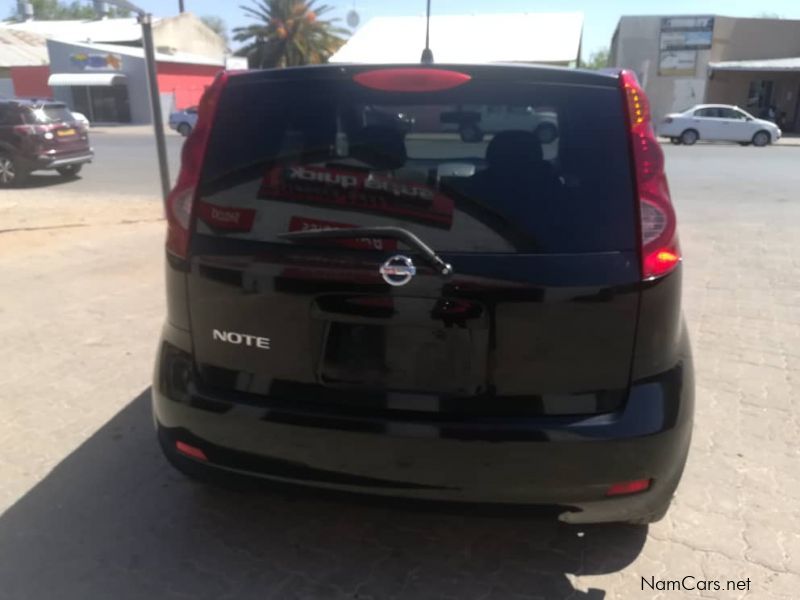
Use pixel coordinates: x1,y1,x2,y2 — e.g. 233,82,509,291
278,226,453,278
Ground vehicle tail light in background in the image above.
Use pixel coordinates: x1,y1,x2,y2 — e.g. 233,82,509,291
175,440,208,461
13,124,56,136
606,478,651,496
165,70,231,258
620,70,680,280
353,68,471,92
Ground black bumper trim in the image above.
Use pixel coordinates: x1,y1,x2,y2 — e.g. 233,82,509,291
159,425,454,491
32,152,94,170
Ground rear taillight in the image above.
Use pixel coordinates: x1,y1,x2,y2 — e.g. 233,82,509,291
620,70,680,280
13,124,55,137
353,68,471,92
165,69,229,258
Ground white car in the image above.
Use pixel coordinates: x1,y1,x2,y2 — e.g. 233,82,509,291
442,105,559,145
657,104,781,147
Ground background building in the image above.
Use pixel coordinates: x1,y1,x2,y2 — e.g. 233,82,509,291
611,15,800,131
3,12,227,61
0,10,237,123
0,29,49,98
45,39,243,124
330,13,584,66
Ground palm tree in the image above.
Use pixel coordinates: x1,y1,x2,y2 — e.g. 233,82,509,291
234,0,347,68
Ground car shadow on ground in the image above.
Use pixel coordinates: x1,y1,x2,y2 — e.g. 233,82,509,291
0,388,647,599
15,173,82,189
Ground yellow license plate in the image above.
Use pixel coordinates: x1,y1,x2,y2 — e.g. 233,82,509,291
57,128,76,137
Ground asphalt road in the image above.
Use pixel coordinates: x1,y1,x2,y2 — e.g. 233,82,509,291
0,136,798,599
83,130,185,197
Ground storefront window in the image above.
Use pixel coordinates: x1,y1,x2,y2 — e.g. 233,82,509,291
71,85,131,123
747,80,774,118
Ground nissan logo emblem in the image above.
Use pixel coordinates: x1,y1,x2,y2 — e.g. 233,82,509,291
379,255,416,286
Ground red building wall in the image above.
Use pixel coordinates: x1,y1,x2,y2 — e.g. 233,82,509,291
157,62,221,110
11,66,52,98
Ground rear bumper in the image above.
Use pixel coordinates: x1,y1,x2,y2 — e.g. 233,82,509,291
23,150,94,171
153,333,694,524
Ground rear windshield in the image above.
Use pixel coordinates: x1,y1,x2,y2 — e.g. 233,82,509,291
25,104,74,124
198,74,636,253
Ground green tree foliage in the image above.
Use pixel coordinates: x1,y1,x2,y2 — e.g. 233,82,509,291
201,14,229,46
233,0,347,68
9,0,130,20
584,47,610,70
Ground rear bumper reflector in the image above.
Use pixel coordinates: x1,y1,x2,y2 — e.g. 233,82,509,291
175,440,208,461
606,478,651,496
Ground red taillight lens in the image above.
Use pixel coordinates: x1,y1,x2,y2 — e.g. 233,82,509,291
13,124,54,136
620,70,680,280
165,69,230,258
606,478,651,496
175,440,208,461
353,68,471,92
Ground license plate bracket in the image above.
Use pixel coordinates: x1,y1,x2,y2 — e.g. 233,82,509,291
318,321,485,394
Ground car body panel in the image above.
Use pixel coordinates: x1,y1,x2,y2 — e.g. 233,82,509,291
153,272,693,524
154,64,694,522
168,106,198,134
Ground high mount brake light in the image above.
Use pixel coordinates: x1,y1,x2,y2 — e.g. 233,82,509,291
620,70,680,280
353,68,471,92
165,70,230,258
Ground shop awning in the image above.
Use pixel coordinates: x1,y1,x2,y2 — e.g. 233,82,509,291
709,57,800,72
47,73,128,87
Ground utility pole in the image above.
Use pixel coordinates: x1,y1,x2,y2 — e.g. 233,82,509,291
140,12,171,200
103,0,171,201
178,0,185,13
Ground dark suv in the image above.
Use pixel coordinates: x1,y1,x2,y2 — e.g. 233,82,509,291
153,65,694,524
0,99,93,186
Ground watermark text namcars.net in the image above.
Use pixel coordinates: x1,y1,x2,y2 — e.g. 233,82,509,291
642,576,752,592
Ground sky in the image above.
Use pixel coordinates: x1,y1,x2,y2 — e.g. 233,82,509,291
5,0,800,57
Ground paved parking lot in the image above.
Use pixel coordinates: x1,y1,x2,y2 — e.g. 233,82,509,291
0,141,798,599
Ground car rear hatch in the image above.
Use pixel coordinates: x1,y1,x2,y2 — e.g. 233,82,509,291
26,103,89,154
178,65,645,418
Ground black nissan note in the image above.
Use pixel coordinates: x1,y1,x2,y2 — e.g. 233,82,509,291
153,64,694,524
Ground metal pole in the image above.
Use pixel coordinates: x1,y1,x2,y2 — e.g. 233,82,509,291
420,0,433,64
140,12,171,201
424,0,431,49
178,0,184,12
